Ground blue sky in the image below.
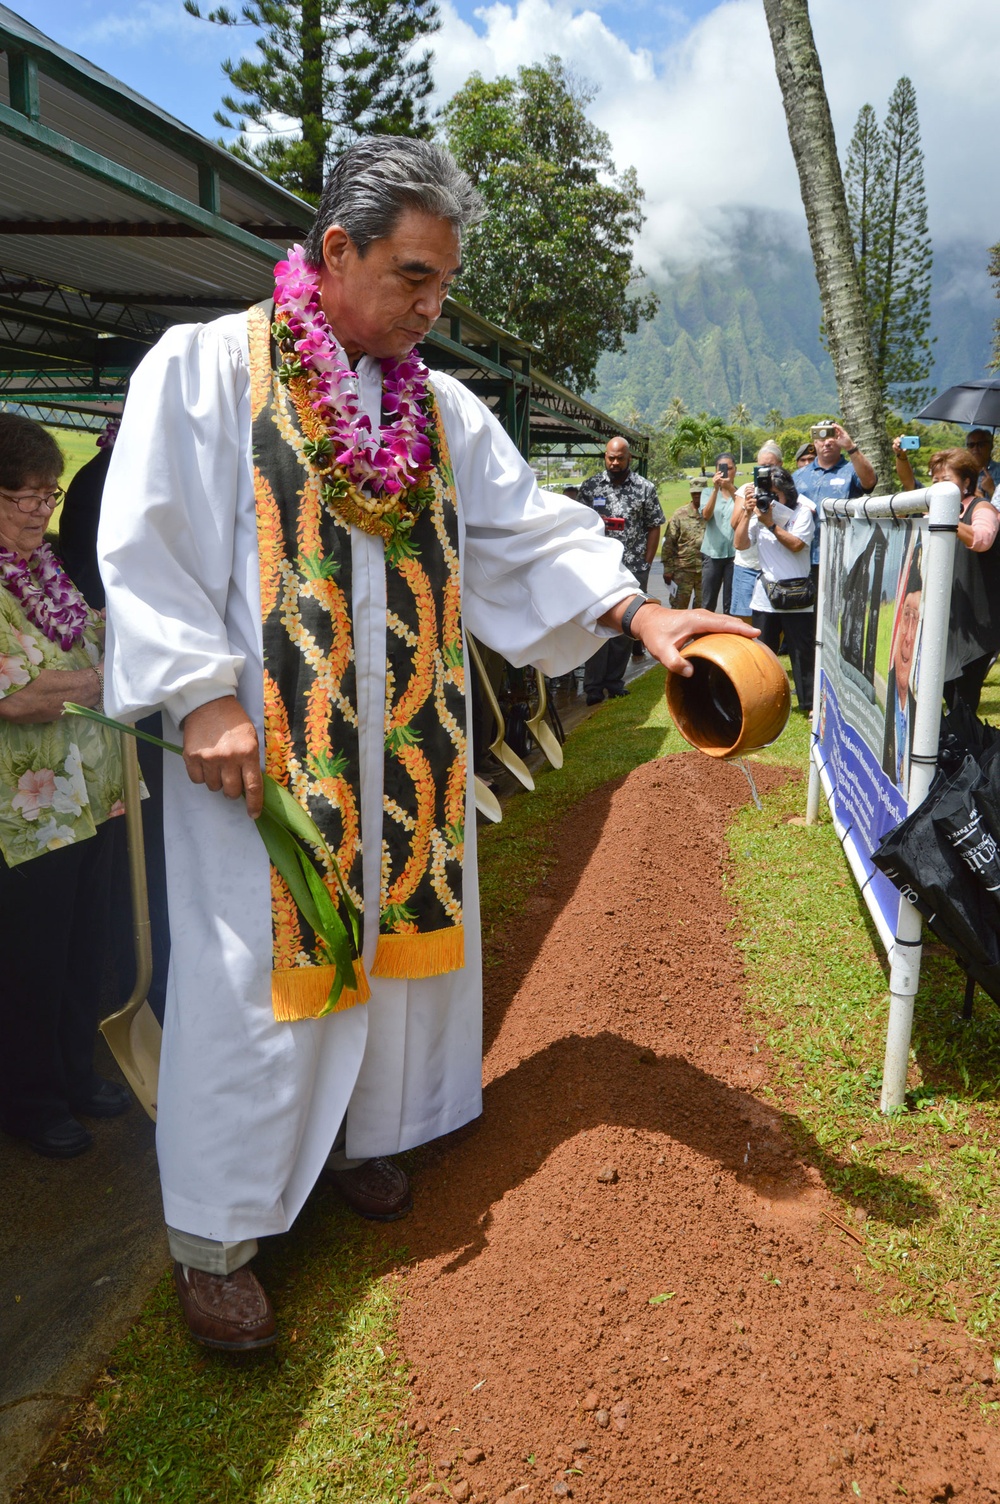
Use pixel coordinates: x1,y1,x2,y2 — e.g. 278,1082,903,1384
10,0,1000,276
15,0,719,138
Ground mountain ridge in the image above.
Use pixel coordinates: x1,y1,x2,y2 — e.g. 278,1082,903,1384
590,222,996,426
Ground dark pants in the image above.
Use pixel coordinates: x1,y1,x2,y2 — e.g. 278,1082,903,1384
701,556,734,614
0,822,114,1132
944,653,994,716
754,609,815,710
585,566,649,696
584,634,632,698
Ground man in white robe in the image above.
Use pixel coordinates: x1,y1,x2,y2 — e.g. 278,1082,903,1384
99,138,753,1349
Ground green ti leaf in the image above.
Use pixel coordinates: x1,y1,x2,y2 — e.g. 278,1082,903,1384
66,704,362,971
62,703,183,755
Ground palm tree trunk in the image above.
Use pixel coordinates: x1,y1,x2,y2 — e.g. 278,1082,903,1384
762,0,893,487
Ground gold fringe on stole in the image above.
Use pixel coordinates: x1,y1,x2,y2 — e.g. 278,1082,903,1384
271,961,372,1022
371,926,465,980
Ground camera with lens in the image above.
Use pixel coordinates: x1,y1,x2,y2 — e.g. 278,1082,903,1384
753,464,774,510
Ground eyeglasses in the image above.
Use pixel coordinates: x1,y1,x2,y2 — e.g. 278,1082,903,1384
0,486,65,514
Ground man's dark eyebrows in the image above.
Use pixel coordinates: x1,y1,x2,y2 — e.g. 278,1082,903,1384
396,257,463,277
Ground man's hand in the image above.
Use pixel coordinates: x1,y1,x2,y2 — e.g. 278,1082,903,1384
182,695,263,819
598,599,758,676
979,468,996,500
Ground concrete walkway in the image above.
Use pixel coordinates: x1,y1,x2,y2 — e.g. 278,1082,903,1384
0,1040,165,1504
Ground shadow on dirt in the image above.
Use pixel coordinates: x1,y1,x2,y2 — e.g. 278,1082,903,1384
406,1030,938,1276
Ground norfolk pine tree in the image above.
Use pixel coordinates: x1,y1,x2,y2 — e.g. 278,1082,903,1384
844,103,885,313
762,0,892,487
873,79,933,412
441,59,658,391
844,83,933,413
184,0,439,203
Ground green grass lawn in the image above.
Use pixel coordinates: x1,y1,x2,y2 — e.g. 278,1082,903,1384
53,427,102,482
43,426,102,538
16,664,1000,1501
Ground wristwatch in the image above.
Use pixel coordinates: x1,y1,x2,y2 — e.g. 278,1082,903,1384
621,595,652,638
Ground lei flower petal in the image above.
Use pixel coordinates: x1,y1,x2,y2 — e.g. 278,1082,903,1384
272,246,433,500
0,543,89,650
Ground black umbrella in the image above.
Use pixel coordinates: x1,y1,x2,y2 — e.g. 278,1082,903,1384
915,378,1000,429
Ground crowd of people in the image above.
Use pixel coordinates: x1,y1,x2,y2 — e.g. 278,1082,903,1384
653,420,1000,719
577,420,877,714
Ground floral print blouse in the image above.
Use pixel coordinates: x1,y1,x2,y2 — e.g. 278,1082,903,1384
0,579,125,867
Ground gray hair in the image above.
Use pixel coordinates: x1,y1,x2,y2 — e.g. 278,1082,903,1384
303,137,484,264
759,440,783,462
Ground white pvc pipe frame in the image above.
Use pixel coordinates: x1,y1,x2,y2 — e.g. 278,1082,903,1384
804,481,961,1112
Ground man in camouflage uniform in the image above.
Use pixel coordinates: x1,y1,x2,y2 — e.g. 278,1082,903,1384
660,481,706,609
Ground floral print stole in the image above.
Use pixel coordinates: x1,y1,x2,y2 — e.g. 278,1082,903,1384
248,303,467,1023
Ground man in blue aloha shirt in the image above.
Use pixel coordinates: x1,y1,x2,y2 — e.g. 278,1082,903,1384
794,420,877,573
578,437,665,701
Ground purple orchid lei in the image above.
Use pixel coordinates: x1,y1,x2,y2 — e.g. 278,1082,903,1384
0,542,90,650
273,246,433,497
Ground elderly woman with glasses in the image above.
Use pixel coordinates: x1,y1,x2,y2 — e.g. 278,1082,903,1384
0,413,130,1158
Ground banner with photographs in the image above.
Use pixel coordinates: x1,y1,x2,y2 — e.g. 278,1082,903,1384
814,513,926,945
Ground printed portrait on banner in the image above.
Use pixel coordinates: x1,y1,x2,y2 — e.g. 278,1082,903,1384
880,535,923,792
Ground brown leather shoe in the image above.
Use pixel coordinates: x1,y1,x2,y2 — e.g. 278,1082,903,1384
324,1157,412,1221
173,1262,277,1350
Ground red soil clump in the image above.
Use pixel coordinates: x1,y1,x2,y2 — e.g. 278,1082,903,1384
398,753,1000,1504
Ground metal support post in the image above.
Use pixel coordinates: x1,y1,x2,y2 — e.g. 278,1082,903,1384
880,481,960,1111
805,502,828,825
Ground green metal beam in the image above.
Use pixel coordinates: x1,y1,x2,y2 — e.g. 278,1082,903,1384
529,399,610,443
0,15,313,232
7,49,40,121
0,103,290,265
424,329,530,386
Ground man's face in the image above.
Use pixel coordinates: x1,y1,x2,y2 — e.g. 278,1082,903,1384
967,431,994,466
605,439,630,477
689,488,702,510
814,433,842,468
318,207,461,362
894,589,921,701
797,448,816,469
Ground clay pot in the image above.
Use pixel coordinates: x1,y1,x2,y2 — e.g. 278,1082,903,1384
665,633,790,758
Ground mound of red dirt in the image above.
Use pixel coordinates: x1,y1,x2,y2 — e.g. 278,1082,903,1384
398,753,1000,1504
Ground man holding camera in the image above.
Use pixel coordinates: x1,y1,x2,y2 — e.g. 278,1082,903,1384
579,437,664,701
794,422,876,571
733,465,816,710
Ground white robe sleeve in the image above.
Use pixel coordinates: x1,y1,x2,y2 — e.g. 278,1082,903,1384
98,318,254,725
430,372,640,675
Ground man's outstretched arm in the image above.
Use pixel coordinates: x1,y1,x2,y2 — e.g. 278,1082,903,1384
598,598,758,676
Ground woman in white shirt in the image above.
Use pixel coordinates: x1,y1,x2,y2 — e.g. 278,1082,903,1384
733,465,816,711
